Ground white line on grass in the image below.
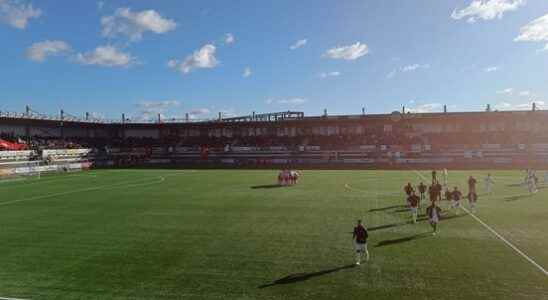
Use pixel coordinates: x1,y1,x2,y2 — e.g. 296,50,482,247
0,173,98,189
412,169,548,276
0,296,31,300
0,176,165,207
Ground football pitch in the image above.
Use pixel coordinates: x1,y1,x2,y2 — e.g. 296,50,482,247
0,169,547,300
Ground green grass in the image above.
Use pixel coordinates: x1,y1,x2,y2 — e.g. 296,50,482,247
0,169,547,299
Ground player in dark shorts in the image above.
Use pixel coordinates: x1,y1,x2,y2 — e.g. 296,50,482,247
418,182,427,201
409,191,420,223
451,186,463,215
444,188,452,209
468,191,478,213
404,183,414,206
404,182,414,196
352,220,369,265
428,184,437,204
434,180,443,202
444,189,452,201
468,176,477,195
427,202,442,235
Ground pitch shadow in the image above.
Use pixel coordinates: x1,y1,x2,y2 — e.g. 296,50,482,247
258,264,356,288
505,194,532,202
251,184,286,189
368,205,406,212
375,232,432,248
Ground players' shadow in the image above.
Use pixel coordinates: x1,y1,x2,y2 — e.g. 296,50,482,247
368,205,406,212
369,214,430,232
251,184,285,189
368,221,409,231
375,232,431,248
258,264,356,288
505,183,525,188
505,194,532,202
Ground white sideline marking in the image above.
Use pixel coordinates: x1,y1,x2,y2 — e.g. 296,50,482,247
0,297,30,300
0,173,98,189
412,170,548,276
0,176,165,207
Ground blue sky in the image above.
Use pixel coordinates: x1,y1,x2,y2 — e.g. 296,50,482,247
1,0,547,120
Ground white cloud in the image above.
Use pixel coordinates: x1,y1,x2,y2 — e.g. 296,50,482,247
89,112,106,120
75,45,135,67
224,33,235,44
402,63,430,72
386,70,397,79
324,42,369,60
136,100,180,120
26,40,71,62
484,66,500,72
407,103,442,113
387,63,429,78
166,59,178,68
187,108,211,119
451,0,525,23
101,7,176,42
169,44,218,74
497,88,514,94
515,14,548,52
319,71,341,78
495,100,544,110
0,0,41,29
219,108,238,118
189,108,210,115
243,67,252,78
519,90,531,96
266,97,308,105
290,39,307,50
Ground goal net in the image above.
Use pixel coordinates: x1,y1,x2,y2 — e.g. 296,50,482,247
0,161,41,183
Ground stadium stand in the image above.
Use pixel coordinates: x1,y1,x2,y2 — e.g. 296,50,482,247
1,108,548,172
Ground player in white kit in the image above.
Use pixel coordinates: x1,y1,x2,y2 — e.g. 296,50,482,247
484,173,495,196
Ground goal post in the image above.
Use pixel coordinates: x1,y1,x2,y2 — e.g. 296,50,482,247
0,160,42,183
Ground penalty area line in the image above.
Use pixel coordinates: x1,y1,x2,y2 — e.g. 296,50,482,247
412,169,548,276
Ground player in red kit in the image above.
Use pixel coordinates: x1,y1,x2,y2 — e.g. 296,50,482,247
418,182,427,202
427,202,442,235
468,176,477,195
408,191,420,223
428,184,437,204
352,219,369,265
404,182,414,196
404,183,414,206
468,191,478,213
434,180,443,202
451,186,463,215
444,188,452,210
